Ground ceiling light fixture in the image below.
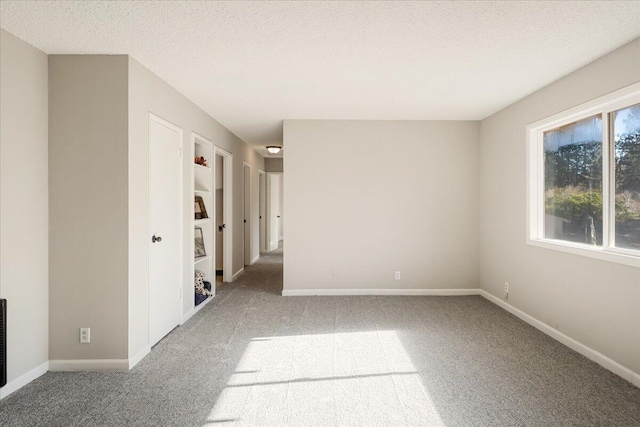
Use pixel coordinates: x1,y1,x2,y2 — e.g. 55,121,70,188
266,146,282,155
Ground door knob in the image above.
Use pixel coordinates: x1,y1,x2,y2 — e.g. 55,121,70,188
152,235,163,243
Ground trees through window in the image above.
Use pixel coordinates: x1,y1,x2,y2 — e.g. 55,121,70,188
529,92,640,260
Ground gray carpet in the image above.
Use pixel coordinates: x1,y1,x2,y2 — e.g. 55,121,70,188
2,245,640,426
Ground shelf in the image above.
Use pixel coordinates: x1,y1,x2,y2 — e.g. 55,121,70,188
192,294,213,315
194,255,211,265
192,135,215,316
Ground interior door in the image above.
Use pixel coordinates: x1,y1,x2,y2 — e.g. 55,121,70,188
278,174,283,241
259,172,266,253
267,173,281,251
243,164,251,265
149,116,182,346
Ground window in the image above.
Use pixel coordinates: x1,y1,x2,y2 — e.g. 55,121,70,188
613,104,640,251
527,84,640,267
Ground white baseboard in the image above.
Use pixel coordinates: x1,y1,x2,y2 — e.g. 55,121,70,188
232,268,244,281
0,361,49,400
281,288,481,296
183,295,214,324
128,345,151,369
181,307,195,324
250,254,260,265
480,290,640,388
49,359,129,371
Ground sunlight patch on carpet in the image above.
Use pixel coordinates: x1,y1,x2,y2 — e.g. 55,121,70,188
206,330,444,426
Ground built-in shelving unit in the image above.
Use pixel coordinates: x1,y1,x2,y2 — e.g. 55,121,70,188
192,134,215,314
194,255,211,265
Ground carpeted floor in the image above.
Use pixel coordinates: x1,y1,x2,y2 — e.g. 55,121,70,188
2,244,640,426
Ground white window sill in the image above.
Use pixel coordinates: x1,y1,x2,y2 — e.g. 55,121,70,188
527,238,640,268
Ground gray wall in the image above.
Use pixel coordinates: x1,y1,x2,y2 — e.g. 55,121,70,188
283,120,480,291
40,53,266,365
128,58,265,358
265,158,283,172
479,38,640,375
0,30,49,393
48,55,130,361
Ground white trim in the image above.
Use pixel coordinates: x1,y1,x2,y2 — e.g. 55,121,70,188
480,290,640,388
281,288,481,296
602,110,612,249
232,268,245,281
148,113,183,135
192,131,212,147
128,345,151,370
190,132,215,312
250,254,260,265
526,83,640,268
526,83,640,133
527,239,640,268
181,308,195,324
148,113,185,347
0,361,49,400
182,294,214,324
49,359,129,371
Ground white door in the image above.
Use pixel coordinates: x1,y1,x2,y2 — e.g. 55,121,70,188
243,164,251,265
267,173,281,251
278,174,284,241
259,171,266,253
149,115,182,346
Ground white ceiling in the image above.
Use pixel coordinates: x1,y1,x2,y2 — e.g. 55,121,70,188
2,1,640,157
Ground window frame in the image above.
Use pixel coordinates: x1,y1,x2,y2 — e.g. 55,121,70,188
526,82,640,268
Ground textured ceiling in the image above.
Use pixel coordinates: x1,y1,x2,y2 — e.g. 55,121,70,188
2,1,640,157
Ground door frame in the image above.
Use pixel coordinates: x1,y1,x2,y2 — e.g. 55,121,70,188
148,112,184,346
266,172,283,252
214,146,234,283
258,169,266,253
242,162,252,265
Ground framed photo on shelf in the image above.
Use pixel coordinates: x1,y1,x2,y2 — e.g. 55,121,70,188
194,227,206,258
195,195,208,219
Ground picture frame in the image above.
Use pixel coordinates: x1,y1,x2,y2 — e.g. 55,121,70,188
194,227,206,258
195,195,208,219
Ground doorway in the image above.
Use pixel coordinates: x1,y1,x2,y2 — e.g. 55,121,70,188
266,172,283,252
148,114,183,347
259,170,266,253
243,163,252,265
214,147,233,283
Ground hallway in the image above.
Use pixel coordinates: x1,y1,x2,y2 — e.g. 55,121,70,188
0,249,285,426
2,246,640,426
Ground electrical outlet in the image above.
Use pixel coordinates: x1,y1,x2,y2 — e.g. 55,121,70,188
80,327,90,343
395,271,401,280
504,282,509,299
